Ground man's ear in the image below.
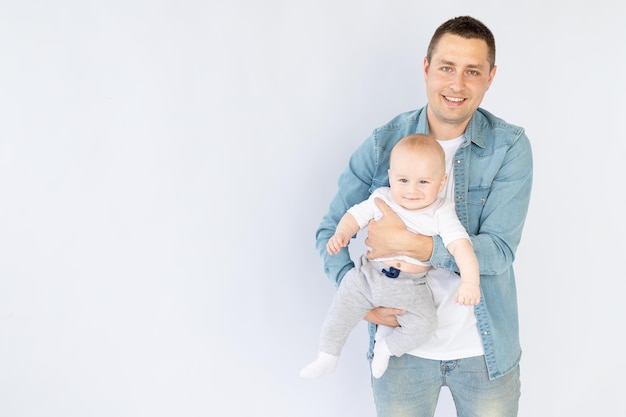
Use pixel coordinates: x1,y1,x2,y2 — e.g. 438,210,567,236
486,65,497,89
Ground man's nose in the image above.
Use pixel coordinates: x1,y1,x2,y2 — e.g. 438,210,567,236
449,72,465,91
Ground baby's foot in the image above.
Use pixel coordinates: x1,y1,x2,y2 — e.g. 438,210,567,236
371,339,392,379
299,352,339,379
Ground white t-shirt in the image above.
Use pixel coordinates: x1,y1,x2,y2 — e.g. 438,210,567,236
348,188,470,267
375,135,485,360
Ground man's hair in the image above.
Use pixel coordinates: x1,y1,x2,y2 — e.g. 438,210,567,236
426,16,496,69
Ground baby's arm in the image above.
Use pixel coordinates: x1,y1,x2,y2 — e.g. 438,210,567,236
327,213,361,255
446,238,480,305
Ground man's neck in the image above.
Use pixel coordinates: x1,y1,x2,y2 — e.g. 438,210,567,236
426,111,472,141
428,122,469,141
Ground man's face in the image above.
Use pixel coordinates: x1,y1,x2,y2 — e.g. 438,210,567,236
424,33,497,137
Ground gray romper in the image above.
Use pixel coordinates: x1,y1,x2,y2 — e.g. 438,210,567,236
317,188,469,358
319,254,436,357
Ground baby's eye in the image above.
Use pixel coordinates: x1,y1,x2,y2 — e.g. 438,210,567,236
419,180,430,184
399,178,408,183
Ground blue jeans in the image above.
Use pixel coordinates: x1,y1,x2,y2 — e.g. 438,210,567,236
371,355,520,417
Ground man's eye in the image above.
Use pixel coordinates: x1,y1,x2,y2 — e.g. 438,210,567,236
442,67,452,72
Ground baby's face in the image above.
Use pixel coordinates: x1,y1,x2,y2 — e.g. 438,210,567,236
388,150,446,210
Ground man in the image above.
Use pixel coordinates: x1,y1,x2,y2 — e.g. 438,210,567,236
315,16,532,417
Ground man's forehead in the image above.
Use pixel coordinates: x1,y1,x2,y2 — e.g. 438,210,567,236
430,42,490,68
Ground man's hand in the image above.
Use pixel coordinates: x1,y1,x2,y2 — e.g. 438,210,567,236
364,307,405,327
365,198,407,259
365,198,434,262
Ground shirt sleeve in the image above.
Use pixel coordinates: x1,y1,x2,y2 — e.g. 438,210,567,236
315,136,379,287
430,132,533,276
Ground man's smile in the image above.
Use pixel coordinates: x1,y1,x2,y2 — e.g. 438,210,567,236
443,95,466,103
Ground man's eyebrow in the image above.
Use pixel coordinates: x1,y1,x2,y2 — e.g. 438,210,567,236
436,59,486,70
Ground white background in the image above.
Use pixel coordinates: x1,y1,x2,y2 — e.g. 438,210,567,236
1,1,625,416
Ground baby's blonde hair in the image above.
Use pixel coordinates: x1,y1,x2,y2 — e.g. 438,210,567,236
391,134,445,170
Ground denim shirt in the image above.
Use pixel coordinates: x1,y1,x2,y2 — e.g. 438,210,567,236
315,106,533,379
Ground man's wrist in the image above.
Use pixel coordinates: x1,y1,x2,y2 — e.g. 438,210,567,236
404,233,433,262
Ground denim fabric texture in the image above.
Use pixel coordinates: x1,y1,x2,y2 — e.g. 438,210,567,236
315,106,533,380
371,355,521,417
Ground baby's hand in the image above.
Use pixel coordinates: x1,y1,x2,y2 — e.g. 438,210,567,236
327,234,349,255
455,281,480,306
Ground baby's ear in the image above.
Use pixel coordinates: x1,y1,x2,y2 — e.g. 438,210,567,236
439,173,448,192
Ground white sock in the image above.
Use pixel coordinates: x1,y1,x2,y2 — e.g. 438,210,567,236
299,352,339,379
371,339,392,379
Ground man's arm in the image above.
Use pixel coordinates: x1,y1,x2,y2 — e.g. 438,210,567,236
366,133,533,277
431,134,533,275
365,197,434,262
315,137,378,287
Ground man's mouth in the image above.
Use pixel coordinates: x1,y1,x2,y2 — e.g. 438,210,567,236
444,96,465,103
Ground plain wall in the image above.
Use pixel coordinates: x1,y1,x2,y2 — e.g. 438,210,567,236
1,1,625,416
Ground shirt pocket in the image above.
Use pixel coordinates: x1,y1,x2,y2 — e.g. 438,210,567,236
466,186,489,234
